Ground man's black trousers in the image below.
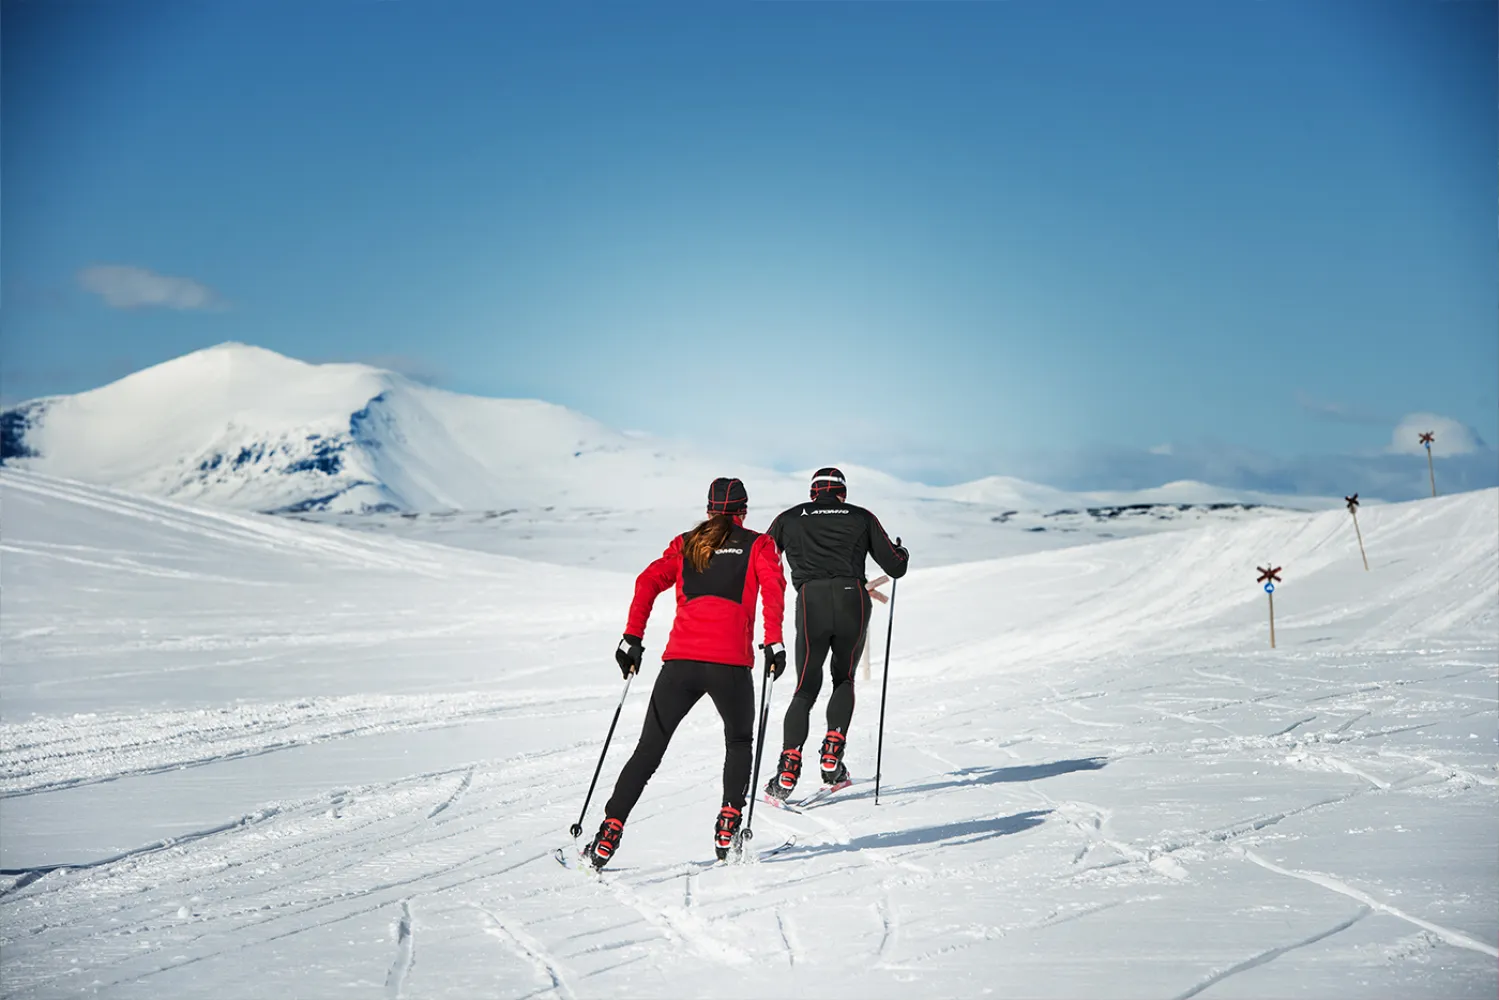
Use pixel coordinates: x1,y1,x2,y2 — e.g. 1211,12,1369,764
781,577,871,752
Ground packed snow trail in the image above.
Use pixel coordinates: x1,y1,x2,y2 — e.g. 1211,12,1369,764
0,472,1494,998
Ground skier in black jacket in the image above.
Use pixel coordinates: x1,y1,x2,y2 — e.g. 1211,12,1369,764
762,467,908,802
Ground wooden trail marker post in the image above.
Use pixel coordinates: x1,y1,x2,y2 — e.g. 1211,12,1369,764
861,575,891,679
1256,565,1282,648
1345,494,1368,571
1420,432,1437,497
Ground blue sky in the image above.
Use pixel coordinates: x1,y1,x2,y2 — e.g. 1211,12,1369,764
4,0,1495,497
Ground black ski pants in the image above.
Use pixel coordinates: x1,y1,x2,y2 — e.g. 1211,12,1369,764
782,578,871,752
604,659,756,822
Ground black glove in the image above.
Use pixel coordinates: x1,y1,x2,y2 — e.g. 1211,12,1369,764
615,634,644,678
894,543,909,563
761,641,786,680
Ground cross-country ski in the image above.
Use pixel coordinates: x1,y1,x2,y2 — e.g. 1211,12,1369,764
763,776,857,814
556,837,798,875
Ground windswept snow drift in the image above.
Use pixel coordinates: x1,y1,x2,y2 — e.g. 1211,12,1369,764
0,471,1494,998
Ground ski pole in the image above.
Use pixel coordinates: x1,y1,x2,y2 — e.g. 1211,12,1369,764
741,661,776,845
569,673,633,838
874,555,900,806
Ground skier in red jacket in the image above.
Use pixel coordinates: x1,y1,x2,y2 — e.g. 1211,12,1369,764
583,477,787,869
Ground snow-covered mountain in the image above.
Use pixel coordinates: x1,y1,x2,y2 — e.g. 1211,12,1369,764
0,343,745,514
1,343,1345,530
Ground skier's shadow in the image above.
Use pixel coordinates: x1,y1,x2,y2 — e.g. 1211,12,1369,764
837,756,1110,803
768,809,1052,861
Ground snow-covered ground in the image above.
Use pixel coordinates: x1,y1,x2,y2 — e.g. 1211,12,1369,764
299,491,1330,574
1,470,1494,998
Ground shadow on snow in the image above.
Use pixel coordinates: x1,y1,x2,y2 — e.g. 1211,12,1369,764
838,756,1111,804
769,809,1053,861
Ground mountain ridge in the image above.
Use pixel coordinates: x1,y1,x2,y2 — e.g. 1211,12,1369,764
2,343,1350,518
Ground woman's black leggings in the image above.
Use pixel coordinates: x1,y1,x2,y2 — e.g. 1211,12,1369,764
781,578,871,752
603,659,756,822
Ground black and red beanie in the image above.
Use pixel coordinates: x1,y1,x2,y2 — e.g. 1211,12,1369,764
810,467,846,501
707,477,749,515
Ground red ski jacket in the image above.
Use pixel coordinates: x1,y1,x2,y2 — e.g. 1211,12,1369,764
626,521,785,668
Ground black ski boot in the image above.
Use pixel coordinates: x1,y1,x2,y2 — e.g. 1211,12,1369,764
764,748,801,802
584,817,624,869
819,729,848,785
714,805,742,861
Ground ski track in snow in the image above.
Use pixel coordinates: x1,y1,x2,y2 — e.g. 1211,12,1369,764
1239,850,1499,959
775,908,798,968
427,766,475,820
473,903,575,1000
0,759,576,993
1170,906,1373,1000
1268,714,1318,738
1,475,1495,998
0,693,600,799
79,844,553,995
875,891,899,964
383,900,414,1000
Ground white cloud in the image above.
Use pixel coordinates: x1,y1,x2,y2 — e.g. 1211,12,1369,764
78,265,224,311
1385,413,1485,456
1148,443,1173,456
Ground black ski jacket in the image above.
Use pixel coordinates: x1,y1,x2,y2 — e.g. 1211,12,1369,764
766,495,909,590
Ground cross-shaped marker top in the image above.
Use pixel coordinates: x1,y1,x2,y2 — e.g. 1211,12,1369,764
1345,493,1359,511
1419,432,1435,446
1256,565,1282,584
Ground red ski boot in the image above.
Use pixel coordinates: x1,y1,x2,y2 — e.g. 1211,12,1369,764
763,748,802,804
714,805,742,861
584,817,624,869
819,730,853,790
